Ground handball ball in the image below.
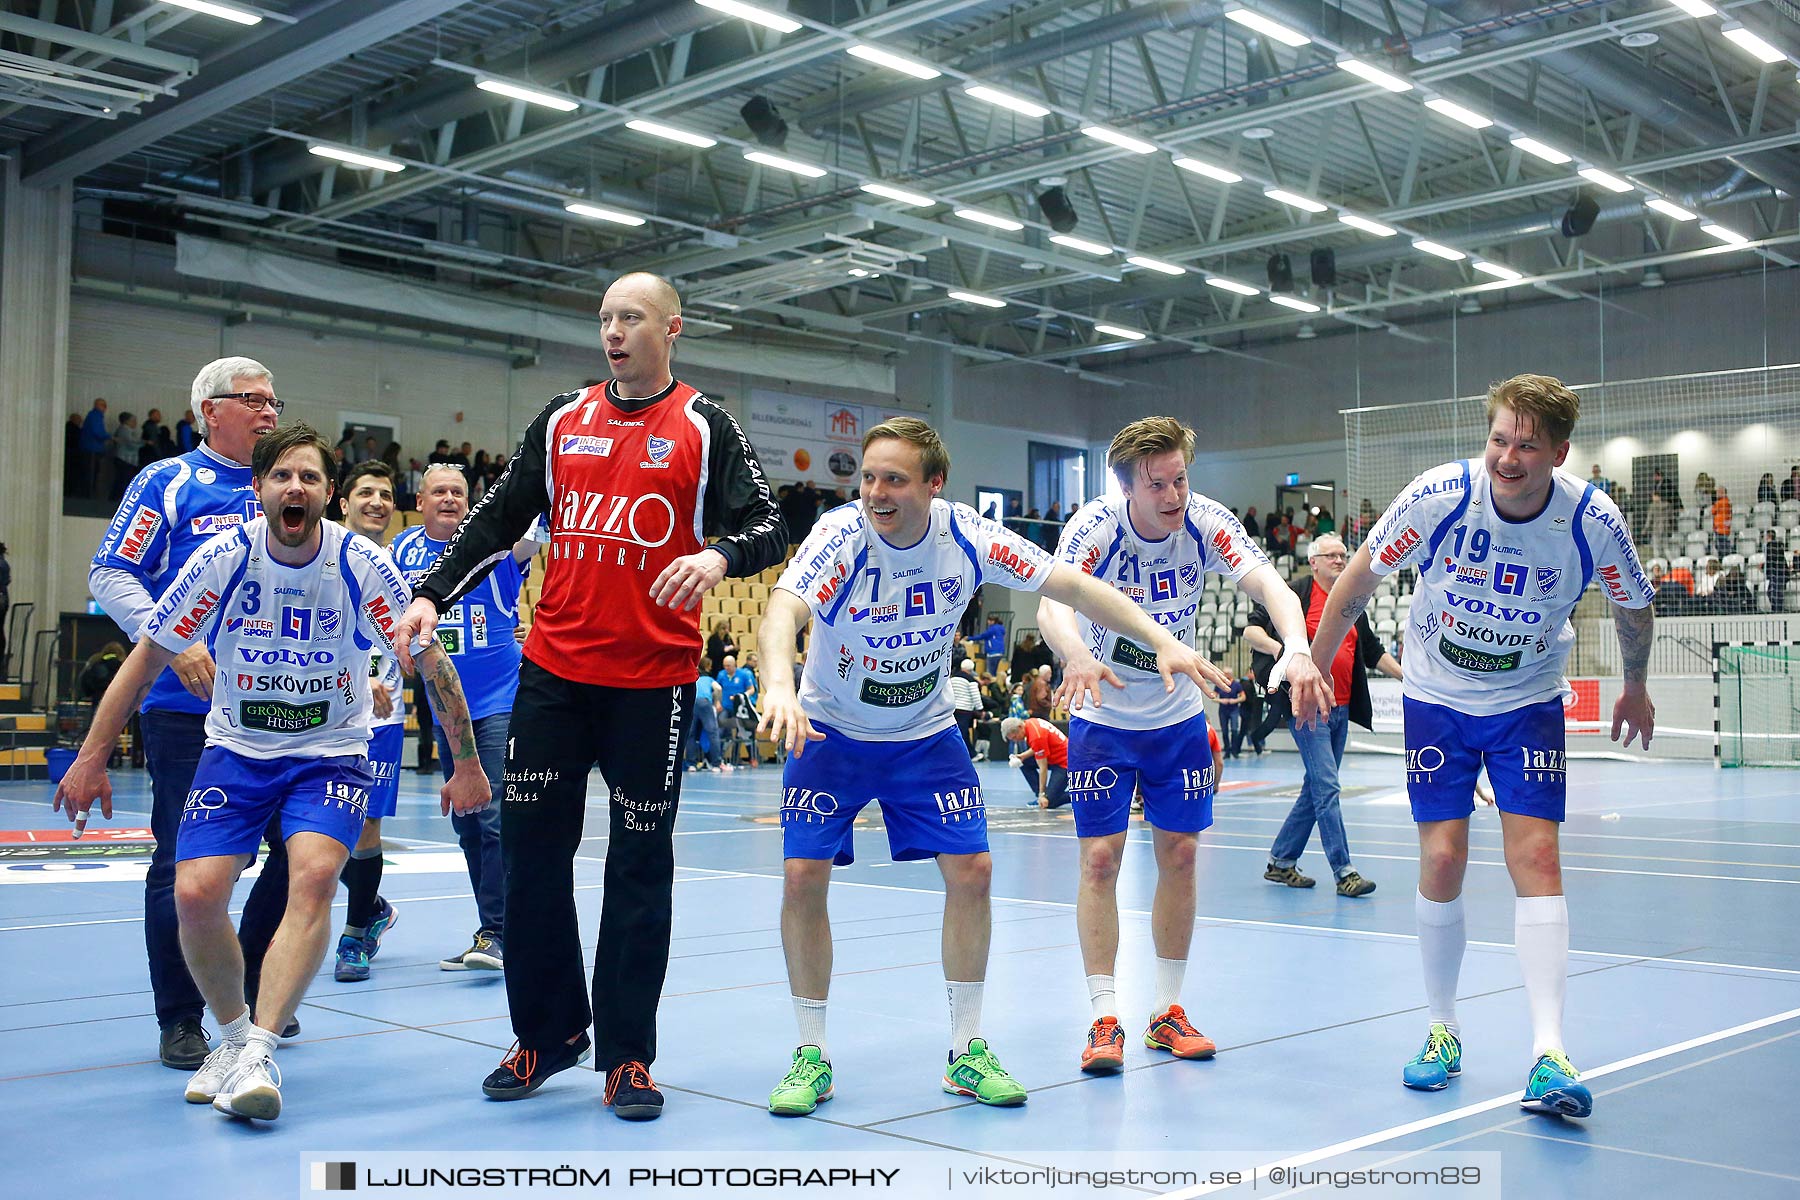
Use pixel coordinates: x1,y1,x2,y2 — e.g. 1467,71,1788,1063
793,448,812,471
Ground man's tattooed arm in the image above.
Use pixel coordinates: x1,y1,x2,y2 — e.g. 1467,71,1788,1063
418,642,479,765
1614,603,1654,686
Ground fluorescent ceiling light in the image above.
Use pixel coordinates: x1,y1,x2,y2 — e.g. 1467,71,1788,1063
161,0,261,24
1645,197,1698,221
1720,23,1787,65
1269,294,1321,312
695,0,801,34
1472,260,1522,280
860,181,935,207
1205,276,1260,296
565,202,647,226
963,84,1050,118
1701,223,1749,245
1336,57,1412,92
845,44,941,79
1422,97,1493,129
947,290,1006,308
1263,187,1328,213
1224,8,1311,47
1578,167,1633,193
1664,0,1717,16
1339,213,1396,237
475,78,579,112
308,144,405,172
1049,233,1113,256
1509,135,1572,164
1082,125,1157,154
743,149,827,178
953,207,1024,231
625,118,717,148
1172,156,1242,183
1094,323,1148,341
1126,255,1186,276
1412,239,1467,260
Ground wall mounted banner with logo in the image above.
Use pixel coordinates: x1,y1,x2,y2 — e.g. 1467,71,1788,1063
746,390,907,486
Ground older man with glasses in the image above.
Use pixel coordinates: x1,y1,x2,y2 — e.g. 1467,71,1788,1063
88,357,296,1070
1244,533,1401,897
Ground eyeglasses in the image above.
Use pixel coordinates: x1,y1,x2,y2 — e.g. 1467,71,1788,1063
209,392,284,413
1310,551,1348,562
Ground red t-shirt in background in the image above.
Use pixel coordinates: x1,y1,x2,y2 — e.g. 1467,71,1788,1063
1305,584,1358,708
1022,717,1069,768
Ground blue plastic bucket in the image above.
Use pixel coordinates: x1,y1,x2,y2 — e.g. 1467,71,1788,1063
46,748,77,784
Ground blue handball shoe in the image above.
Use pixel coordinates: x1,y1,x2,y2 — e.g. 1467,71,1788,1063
1520,1050,1593,1118
1402,1023,1462,1091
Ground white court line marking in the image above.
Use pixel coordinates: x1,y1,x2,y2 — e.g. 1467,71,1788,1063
995,827,1800,885
1161,1006,1800,1198
1192,829,1800,872
0,866,755,932
1212,812,1800,851
663,867,1800,980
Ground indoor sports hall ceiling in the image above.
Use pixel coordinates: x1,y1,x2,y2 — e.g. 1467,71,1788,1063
4,0,1797,380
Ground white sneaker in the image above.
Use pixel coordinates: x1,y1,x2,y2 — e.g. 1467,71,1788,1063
184,1041,242,1104
720,763,735,772
212,1051,282,1120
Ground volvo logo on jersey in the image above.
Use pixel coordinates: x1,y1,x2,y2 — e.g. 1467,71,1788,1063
640,435,675,469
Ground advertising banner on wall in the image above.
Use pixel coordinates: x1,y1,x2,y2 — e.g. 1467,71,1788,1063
746,390,907,486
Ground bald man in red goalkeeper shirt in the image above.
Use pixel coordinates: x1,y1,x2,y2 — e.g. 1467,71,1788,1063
394,272,786,1120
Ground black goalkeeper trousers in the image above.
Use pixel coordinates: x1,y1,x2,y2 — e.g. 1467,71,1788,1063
500,659,694,1072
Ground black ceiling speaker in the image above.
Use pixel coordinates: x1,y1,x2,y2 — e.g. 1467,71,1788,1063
1267,252,1294,292
1561,192,1600,238
1310,247,1337,289
1037,186,1079,233
740,95,788,149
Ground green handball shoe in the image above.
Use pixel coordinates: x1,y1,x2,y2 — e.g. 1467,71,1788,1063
943,1038,1027,1107
768,1045,834,1116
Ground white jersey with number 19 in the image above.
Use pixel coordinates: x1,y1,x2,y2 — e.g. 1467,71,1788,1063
1054,493,1266,731
141,517,415,759
1365,458,1653,717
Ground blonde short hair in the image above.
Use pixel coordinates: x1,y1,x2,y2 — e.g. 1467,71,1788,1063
1486,373,1580,445
863,415,950,484
1108,415,1196,490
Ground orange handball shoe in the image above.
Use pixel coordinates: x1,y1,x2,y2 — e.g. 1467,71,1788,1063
1080,1016,1126,1074
1144,1005,1216,1059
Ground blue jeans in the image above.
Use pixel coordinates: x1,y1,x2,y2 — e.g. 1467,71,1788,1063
1269,705,1354,878
1220,706,1243,757
435,713,507,938
689,704,721,767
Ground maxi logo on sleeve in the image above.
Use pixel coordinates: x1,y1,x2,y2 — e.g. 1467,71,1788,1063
238,699,331,732
118,506,162,564
1378,526,1422,568
171,590,222,640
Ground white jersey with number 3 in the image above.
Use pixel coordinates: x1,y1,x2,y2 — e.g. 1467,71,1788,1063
777,500,1052,740
1054,493,1266,730
142,517,415,759
1365,458,1653,717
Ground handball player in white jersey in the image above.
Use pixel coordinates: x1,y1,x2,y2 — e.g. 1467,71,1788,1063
1308,374,1655,1118
55,425,490,1122
1039,416,1332,1074
331,460,405,982
756,417,1224,1116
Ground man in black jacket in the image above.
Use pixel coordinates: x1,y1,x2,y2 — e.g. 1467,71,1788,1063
1245,534,1400,896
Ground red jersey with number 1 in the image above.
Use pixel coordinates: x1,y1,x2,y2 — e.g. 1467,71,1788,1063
415,378,786,689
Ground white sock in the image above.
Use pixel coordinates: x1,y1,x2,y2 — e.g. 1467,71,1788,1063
1515,894,1570,1059
1086,974,1117,1022
218,1007,253,1048
243,1024,279,1064
1152,957,1187,1017
792,995,828,1058
1415,892,1466,1035
947,979,984,1057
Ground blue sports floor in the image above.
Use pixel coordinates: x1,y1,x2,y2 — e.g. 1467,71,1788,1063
4,750,1798,1198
